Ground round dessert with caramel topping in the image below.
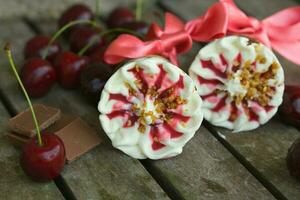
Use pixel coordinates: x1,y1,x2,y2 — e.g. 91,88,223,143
189,36,284,132
98,56,203,159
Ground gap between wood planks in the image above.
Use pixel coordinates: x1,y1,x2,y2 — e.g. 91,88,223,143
157,1,289,200
19,16,185,200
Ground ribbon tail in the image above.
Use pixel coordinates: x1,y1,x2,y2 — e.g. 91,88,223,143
104,34,161,64
167,49,179,66
272,40,300,66
185,1,228,41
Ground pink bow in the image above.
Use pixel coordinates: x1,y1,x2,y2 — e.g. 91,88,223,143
104,0,300,66
186,0,300,65
104,13,192,65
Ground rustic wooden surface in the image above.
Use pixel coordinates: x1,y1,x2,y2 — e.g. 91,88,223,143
0,4,274,199
0,103,64,200
160,0,300,199
0,0,300,199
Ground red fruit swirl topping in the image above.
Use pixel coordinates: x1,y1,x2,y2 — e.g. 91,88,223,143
189,36,284,132
99,57,203,159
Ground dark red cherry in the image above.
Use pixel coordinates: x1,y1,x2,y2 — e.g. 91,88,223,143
106,7,135,28
69,26,105,54
24,35,61,63
121,21,149,36
21,58,56,97
21,133,65,182
58,4,94,38
278,85,300,128
287,138,300,180
88,47,105,64
80,64,113,104
54,51,88,88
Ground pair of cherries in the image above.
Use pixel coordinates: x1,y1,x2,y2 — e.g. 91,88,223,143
23,4,98,97
22,4,146,102
23,36,89,96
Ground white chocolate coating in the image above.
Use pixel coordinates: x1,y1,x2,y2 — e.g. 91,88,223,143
189,36,284,132
99,56,203,159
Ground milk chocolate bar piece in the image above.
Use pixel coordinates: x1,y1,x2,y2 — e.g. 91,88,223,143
55,118,102,163
9,104,61,137
7,114,75,146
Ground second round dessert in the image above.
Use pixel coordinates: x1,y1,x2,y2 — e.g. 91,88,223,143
189,36,284,132
98,56,203,159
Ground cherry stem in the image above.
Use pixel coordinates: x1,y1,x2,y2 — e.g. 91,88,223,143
77,28,144,56
42,19,100,59
4,43,43,147
136,0,143,21
95,0,101,18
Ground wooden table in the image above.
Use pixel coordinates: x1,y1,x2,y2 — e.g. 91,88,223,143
0,0,300,199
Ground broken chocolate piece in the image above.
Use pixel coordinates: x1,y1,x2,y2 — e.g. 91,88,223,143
55,118,102,162
9,104,61,137
7,114,75,146
8,104,101,163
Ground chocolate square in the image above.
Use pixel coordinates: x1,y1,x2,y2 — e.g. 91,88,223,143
7,114,74,146
55,118,102,163
9,104,61,137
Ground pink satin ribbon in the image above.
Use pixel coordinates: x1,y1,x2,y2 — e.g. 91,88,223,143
104,13,192,65
104,0,300,66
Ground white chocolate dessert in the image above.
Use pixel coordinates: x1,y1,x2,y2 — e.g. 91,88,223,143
189,36,284,132
98,56,203,159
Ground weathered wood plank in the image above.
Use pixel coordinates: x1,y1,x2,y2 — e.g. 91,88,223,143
0,19,168,200
159,0,300,199
149,127,274,199
0,102,64,200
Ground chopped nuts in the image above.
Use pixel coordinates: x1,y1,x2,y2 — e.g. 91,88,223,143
225,58,279,106
256,55,266,64
127,65,188,133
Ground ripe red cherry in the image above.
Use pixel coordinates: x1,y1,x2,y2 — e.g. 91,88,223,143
278,85,300,128
21,58,56,97
106,7,135,28
287,138,300,180
121,21,149,36
80,64,113,104
58,4,94,38
24,35,61,62
69,26,105,54
21,133,65,182
54,51,88,88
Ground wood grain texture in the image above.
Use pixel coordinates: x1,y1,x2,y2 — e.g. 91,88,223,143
0,20,168,200
159,0,300,199
149,127,274,200
0,102,63,200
